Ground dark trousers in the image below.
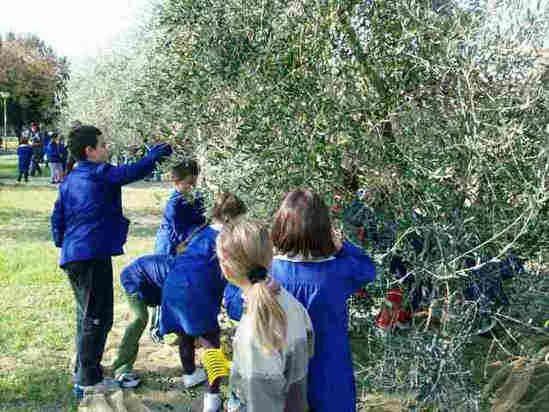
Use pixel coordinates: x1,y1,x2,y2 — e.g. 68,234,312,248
30,158,42,176
178,329,221,393
64,257,114,386
17,170,29,182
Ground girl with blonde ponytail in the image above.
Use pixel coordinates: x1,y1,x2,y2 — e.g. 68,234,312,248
217,219,313,412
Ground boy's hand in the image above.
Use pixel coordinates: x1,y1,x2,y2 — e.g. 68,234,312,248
149,143,173,161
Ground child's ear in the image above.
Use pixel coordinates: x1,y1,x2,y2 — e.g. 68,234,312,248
84,146,92,157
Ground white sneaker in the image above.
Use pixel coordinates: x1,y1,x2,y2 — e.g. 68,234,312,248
203,392,222,412
182,368,207,388
115,372,141,388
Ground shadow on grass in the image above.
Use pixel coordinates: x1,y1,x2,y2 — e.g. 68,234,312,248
0,208,160,243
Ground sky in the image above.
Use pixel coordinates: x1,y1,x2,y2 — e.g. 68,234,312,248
0,0,153,61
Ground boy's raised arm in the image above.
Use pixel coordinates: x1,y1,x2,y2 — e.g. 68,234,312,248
100,143,172,186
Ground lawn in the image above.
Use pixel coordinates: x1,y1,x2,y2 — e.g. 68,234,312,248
0,154,190,411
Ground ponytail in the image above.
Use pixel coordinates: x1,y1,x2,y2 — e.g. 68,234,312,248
216,219,287,353
246,278,287,353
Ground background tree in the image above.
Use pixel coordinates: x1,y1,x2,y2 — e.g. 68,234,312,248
0,33,69,132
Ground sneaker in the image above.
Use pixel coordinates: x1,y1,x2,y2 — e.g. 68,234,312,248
203,392,222,412
73,384,84,400
183,368,207,388
115,371,141,388
73,378,121,400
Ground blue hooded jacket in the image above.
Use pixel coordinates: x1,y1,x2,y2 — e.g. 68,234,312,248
17,144,33,172
51,150,168,267
154,190,206,255
120,254,175,306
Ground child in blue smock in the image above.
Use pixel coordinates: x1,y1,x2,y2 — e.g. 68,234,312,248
224,189,376,412
46,133,63,183
110,254,175,388
160,192,246,412
154,160,205,255
17,137,33,182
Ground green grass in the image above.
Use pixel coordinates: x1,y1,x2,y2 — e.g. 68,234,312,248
0,154,17,179
0,154,52,181
0,155,171,411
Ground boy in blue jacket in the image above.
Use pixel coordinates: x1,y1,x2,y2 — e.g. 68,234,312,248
16,137,33,182
50,125,172,398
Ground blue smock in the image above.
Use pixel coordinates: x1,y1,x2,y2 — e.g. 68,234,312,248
17,144,33,171
120,254,175,306
223,241,375,412
160,225,227,336
154,190,206,255
46,141,62,163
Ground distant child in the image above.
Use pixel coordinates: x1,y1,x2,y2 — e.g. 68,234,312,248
224,189,376,412
217,219,314,412
46,133,63,183
160,192,246,412
29,133,43,177
16,137,33,182
59,136,68,174
154,160,205,255
50,125,172,399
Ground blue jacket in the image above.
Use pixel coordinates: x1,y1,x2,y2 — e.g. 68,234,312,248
160,225,227,336
46,141,62,163
223,241,376,412
154,191,206,255
17,144,33,171
120,254,175,306
51,156,161,267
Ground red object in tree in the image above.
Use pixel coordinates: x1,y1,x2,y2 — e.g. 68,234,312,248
375,288,412,330
386,288,403,304
375,306,395,330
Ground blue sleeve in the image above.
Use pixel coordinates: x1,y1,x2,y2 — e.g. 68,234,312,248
223,284,244,321
51,193,65,248
340,241,376,295
96,154,157,186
